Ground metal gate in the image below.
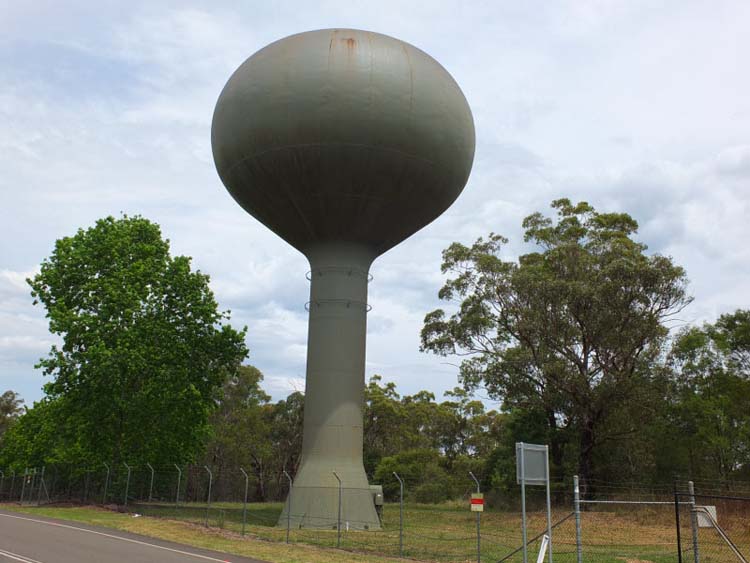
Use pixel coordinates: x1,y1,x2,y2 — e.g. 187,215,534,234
675,488,750,562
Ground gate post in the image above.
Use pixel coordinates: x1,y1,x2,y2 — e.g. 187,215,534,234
688,481,700,563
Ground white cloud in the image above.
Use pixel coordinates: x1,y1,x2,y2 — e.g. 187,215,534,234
1,0,749,405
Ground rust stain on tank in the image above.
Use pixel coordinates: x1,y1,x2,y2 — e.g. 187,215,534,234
329,32,359,70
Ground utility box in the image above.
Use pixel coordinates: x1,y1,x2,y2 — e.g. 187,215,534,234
370,485,384,523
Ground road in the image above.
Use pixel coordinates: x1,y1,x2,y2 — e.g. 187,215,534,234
0,509,269,563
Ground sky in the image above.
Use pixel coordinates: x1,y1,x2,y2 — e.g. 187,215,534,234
1,1,749,408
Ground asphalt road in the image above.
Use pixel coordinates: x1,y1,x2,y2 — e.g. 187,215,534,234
0,509,269,563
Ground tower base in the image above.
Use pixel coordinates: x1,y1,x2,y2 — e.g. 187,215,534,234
277,461,381,530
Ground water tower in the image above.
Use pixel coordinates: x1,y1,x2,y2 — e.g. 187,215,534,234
212,28,474,530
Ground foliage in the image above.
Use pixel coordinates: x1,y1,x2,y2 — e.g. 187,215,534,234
421,199,692,490
21,215,247,468
363,375,501,479
202,365,304,500
667,311,750,481
0,390,24,440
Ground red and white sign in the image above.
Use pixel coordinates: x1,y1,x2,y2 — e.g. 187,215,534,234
471,493,484,512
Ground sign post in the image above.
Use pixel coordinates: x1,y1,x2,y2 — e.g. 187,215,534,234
469,471,482,563
516,442,553,563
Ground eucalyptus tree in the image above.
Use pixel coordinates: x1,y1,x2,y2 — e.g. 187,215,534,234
421,199,691,488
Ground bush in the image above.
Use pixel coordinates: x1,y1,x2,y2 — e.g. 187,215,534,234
413,482,450,503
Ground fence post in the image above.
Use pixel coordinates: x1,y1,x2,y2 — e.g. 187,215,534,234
239,468,249,536
123,463,131,507
204,465,213,527
674,481,683,563
9,470,15,502
0,470,4,501
574,475,583,563
20,468,28,504
393,472,404,558
147,463,155,503
36,466,46,505
688,481,700,563
174,464,182,505
283,470,292,544
469,471,481,563
102,463,110,505
83,470,90,504
332,471,342,548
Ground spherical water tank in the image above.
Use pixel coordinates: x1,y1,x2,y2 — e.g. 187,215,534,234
212,28,475,256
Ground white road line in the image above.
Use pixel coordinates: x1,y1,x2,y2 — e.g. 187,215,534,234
0,513,233,562
0,548,44,563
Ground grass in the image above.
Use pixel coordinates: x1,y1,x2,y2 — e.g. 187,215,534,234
3,501,748,563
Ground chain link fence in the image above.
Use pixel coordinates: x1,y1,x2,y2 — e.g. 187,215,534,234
676,489,750,562
1,466,749,562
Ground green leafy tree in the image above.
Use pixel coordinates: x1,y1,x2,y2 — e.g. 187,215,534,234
0,399,74,470
26,216,248,467
668,310,750,482
268,391,304,479
205,365,274,499
421,199,691,490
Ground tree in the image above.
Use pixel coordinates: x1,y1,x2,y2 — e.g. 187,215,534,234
26,215,248,467
668,310,750,482
0,390,24,439
267,391,304,479
205,365,273,499
0,399,73,469
421,199,691,490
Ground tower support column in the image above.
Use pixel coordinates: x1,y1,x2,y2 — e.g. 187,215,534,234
278,242,381,530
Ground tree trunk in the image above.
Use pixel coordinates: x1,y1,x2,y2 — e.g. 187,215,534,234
578,417,596,497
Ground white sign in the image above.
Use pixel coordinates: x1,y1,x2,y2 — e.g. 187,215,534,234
697,505,717,528
516,442,548,486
